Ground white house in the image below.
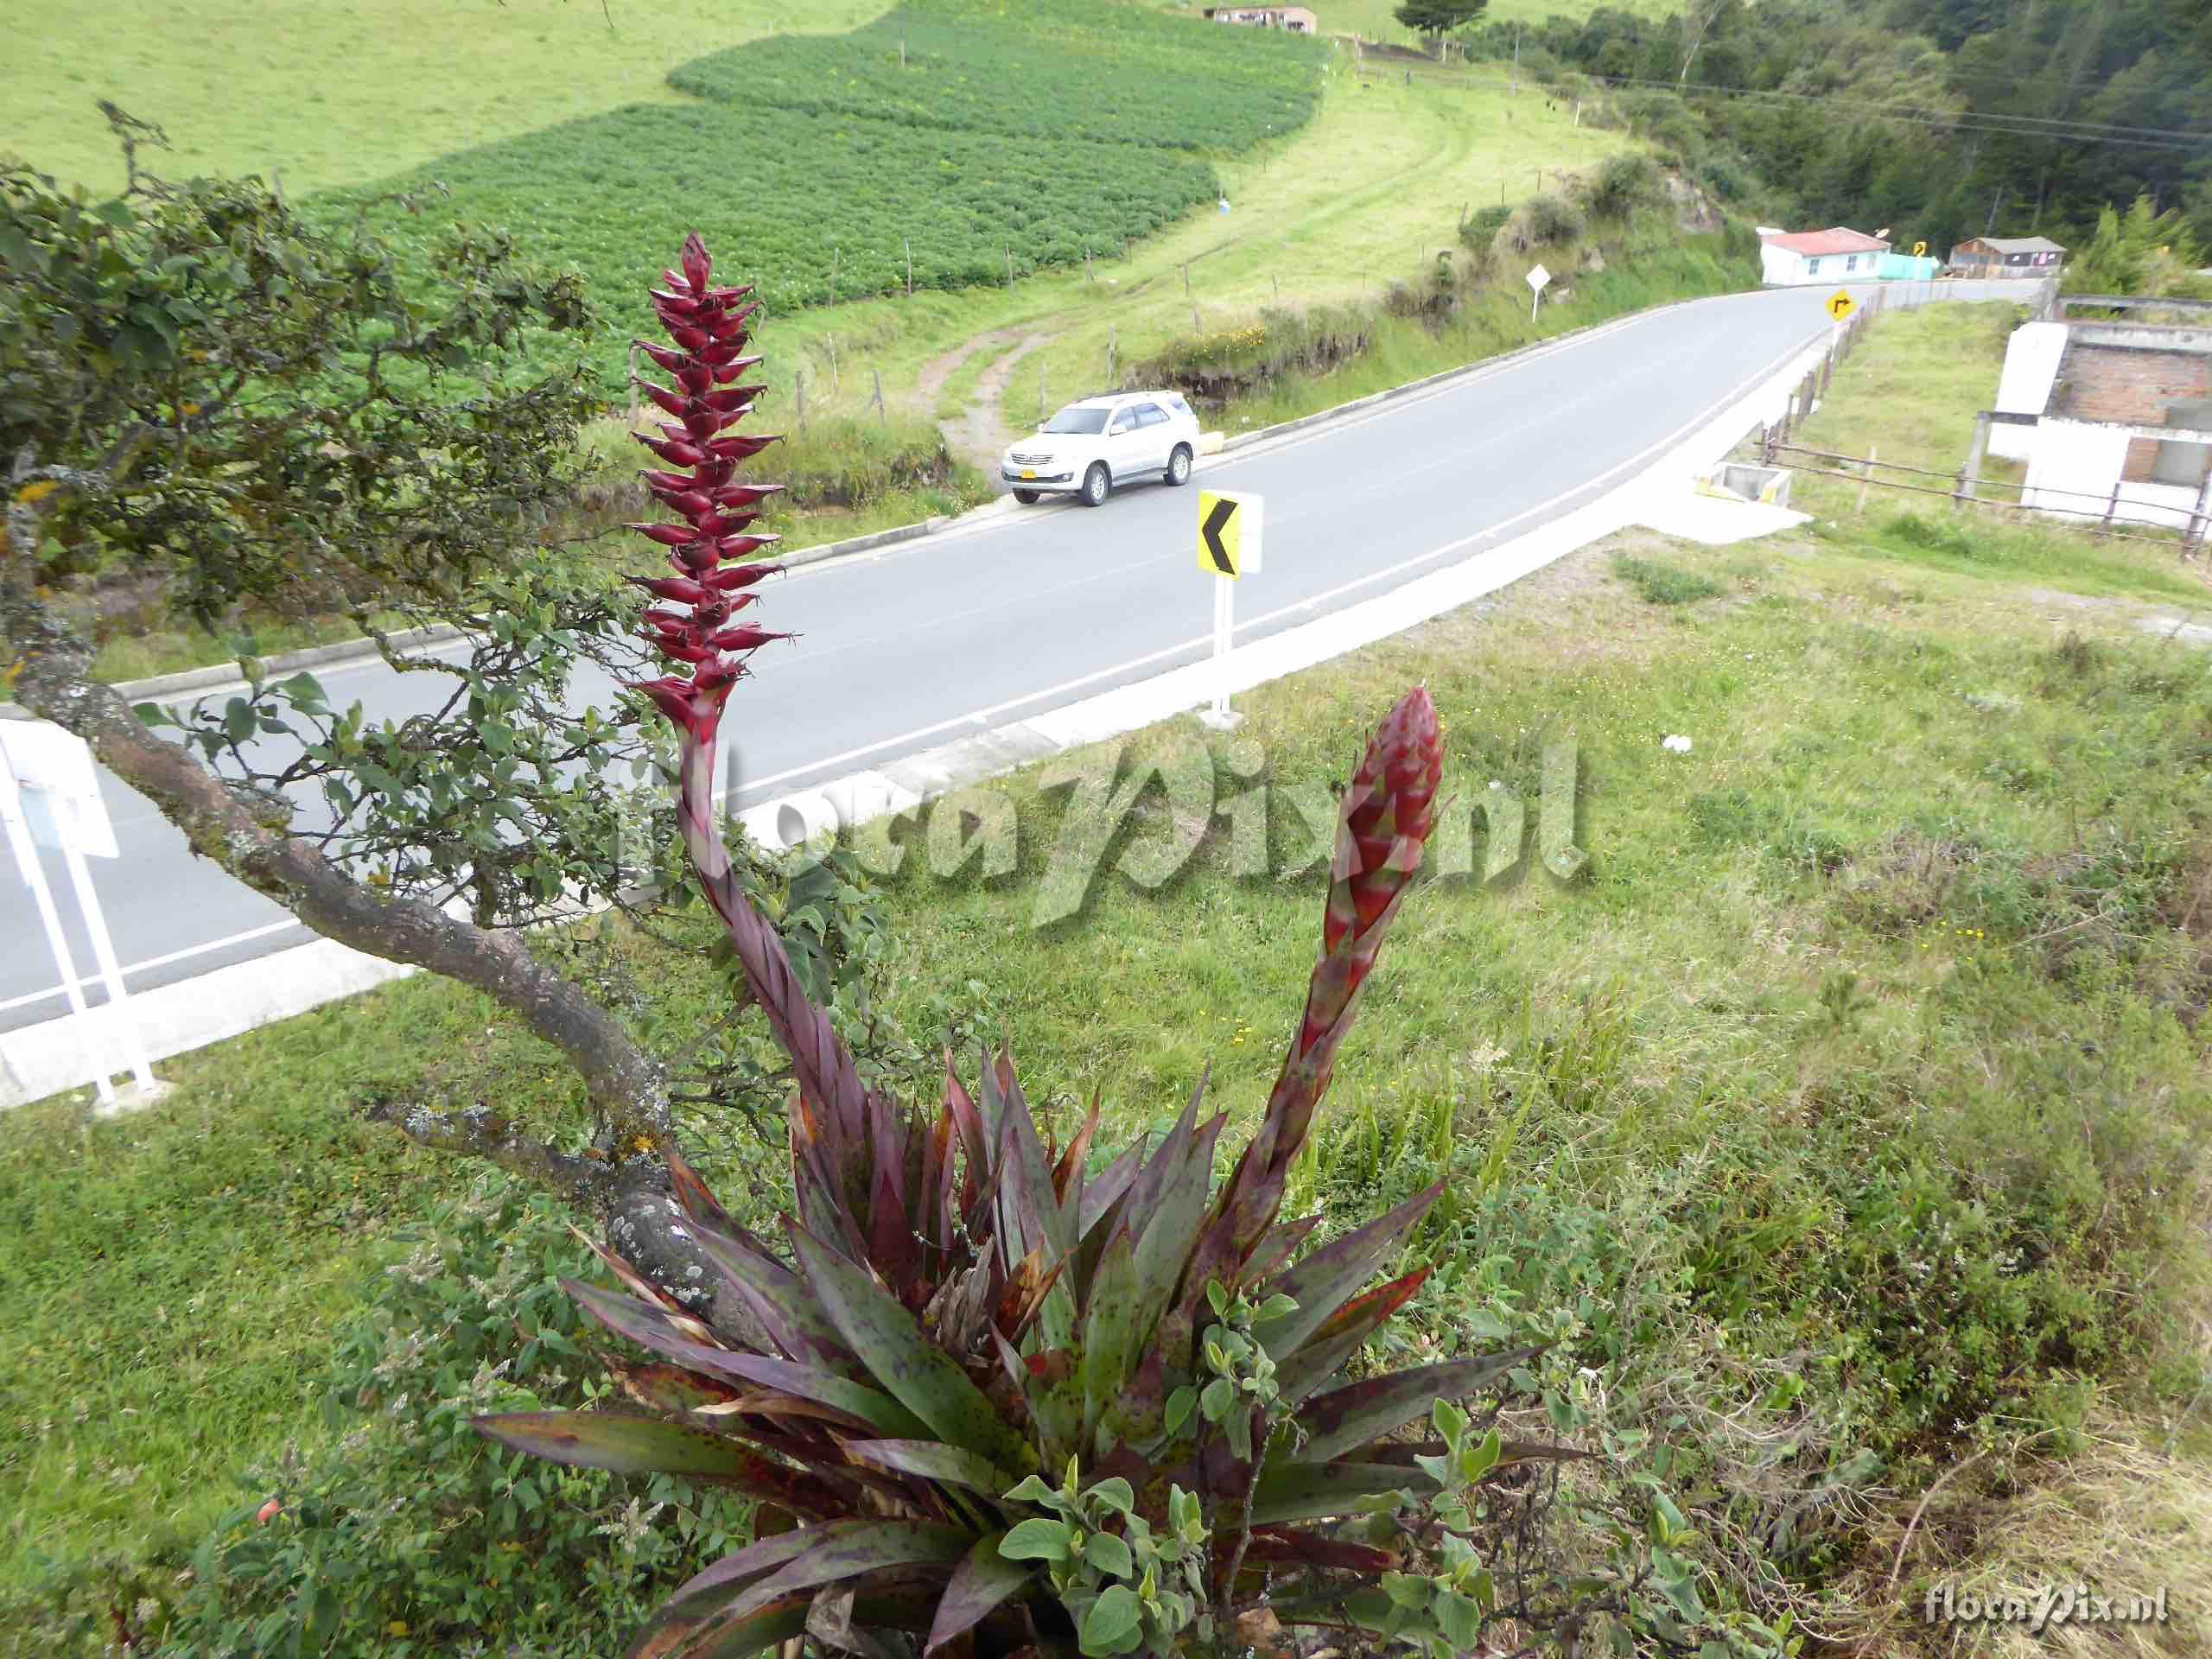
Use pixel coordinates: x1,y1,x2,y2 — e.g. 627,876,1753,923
1758,227,1892,288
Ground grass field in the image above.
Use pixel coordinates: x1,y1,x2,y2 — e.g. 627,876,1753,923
7,304,2211,1654
730,56,1637,453
0,0,887,195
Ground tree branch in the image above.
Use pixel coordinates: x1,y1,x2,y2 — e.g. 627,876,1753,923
5,474,671,1145
365,1097,608,1203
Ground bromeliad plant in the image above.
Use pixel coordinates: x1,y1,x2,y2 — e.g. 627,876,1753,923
474,235,1557,1659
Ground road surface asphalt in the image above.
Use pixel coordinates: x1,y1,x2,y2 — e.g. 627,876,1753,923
2,281,2005,1031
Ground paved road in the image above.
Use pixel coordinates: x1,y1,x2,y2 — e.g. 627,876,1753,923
1,282,2003,1031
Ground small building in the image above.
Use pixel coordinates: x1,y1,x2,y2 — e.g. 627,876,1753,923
1985,296,2212,534
1758,227,1891,288
1948,236,2066,278
1201,6,1319,30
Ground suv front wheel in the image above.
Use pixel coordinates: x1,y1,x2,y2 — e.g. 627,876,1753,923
1078,462,1110,508
1165,443,1193,487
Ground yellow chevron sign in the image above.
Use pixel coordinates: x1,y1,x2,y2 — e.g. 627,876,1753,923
1198,490,1262,577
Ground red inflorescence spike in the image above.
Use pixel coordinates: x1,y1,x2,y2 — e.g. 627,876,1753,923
624,234,788,765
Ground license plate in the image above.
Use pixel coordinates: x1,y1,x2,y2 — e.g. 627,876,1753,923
1020,469,1037,480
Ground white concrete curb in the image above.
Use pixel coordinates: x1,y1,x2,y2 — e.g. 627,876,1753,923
2,316,1837,1109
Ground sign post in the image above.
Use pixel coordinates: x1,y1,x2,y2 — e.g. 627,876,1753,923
1197,489,1262,730
0,721,155,1106
1526,262,1551,324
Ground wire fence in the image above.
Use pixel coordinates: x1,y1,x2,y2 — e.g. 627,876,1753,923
1765,442,2198,550
1741,276,2212,551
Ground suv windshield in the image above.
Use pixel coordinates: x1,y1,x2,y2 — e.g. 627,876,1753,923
1041,405,1110,435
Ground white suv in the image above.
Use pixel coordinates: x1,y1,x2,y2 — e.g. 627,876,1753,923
1001,391,1202,507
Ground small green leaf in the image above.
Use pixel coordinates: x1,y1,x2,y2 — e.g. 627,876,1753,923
1084,1531,1134,1579
1086,1477,1135,1516
1436,1590,1483,1649
1652,1491,1688,1546
1079,1586,1144,1657
1383,1573,1430,1610
1201,1377,1236,1421
1000,1518,1071,1563
1164,1386,1198,1435
1463,1427,1503,1483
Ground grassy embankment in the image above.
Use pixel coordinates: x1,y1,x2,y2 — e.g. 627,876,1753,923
8,302,2210,1651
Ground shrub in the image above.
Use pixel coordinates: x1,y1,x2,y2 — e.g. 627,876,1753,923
1581,155,1661,222
1523,194,1587,247
130,1183,753,1656
1616,90,1705,162
1458,203,1513,251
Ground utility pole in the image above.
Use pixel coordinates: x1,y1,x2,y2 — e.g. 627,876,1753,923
1511,29,1521,95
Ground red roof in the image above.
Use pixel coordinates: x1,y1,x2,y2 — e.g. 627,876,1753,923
1761,227,1891,257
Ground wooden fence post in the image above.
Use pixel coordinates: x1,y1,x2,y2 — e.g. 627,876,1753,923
1858,443,1877,513
794,369,806,433
1107,326,1116,387
872,368,886,423
2185,464,2212,556
626,341,640,426
905,238,913,298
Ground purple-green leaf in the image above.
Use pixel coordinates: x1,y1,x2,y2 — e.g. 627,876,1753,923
473,1409,841,1516
847,1439,1020,1495
627,1590,810,1659
722,1520,972,1626
626,1523,850,1656
1293,1349,1541,1464
789,1224,1033,1473
1274,1269,1431,1408
474,1409,748,1478
1247,1459,1430,1526
926,1531,1036,1654
1257,1179,1443,1357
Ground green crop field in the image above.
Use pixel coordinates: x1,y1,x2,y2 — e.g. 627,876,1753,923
670,1,1326,151
0,0,887,196
317,0,1329,388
